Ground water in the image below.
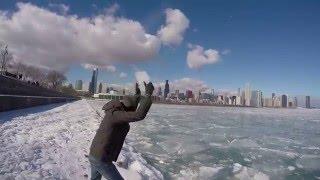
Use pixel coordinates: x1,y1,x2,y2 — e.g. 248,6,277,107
90,100,320,179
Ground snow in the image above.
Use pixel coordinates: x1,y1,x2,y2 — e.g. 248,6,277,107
0,100,163,180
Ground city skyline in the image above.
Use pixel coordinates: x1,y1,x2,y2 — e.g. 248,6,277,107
0,1,319,97
73,74,316,108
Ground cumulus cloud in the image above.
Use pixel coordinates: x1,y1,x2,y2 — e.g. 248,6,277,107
119,72,127,78
187,44,220,69
0,3,161,71
48,3,69,15
134,71,150,84
155,77,209,93
172,77,208,92
81,63,116,72
104,3,120,15
157,8,189,46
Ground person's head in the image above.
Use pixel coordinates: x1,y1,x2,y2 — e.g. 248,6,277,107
121,95,139,111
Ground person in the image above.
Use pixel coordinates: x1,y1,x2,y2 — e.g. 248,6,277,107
89,82,154,180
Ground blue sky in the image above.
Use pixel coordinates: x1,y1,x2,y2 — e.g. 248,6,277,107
1,0,319,97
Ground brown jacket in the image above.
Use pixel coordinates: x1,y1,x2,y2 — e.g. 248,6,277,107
89,96,152,162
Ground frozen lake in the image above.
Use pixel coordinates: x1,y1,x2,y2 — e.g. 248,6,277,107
90,100,320,180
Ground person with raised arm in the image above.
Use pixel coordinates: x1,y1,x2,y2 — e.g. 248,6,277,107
89,82,154,180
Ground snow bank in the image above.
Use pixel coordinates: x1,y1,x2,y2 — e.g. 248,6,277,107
0,100,163,179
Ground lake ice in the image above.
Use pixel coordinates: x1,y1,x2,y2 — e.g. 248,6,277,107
91,100,320,179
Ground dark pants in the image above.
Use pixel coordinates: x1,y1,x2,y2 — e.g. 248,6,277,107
89,156,124,180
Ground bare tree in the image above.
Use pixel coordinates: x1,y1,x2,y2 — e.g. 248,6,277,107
46,70,66,89
0,43,13,74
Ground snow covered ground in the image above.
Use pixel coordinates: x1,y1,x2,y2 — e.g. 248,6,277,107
0,100,163,180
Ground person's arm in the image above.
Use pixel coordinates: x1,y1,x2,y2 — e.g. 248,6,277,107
112,82,154,123
112,96,152,123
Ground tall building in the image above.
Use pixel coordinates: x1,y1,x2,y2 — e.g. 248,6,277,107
211,89,215,96
89,68,98,93
251,90,263,107
281,95,288,108
237,88,241,96
157,86,162,96
164,80,170,98
75,80,83,90
186,90,193,99
244,83,251,106
272,93,275,107
294,97,298,107
175,90,179,98
306,96,311,108
98,82,102,93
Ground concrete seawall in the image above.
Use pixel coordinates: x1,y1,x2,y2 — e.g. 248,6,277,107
0,75,79,112
0,95,78,112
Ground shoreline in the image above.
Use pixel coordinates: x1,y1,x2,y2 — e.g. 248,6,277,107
153,101,301,109
153,101,254,108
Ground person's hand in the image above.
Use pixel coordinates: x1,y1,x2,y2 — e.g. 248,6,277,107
144,81,154,96
135,82,141,95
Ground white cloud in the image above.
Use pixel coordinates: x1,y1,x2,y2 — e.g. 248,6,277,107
157,8,189,46
104,3,119,15
119,72,127,78
187,44,220,69
155,77,209,93
0,3,161,71
48,3,69,15
172,77,208,92
134,71,150,84
105,65,116,72
81,63,116,72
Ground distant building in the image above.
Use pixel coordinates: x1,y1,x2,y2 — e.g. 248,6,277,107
89,68,98,93
244,83,251,106
281,95,288,108
157,87,162,96
272,93,275,107
175,90,179,99
273,96,281,108
93,91,124,101
75,80,83,90
294,97,298,107
98,82,102,93
178,93,185,100
263,98,273,107
164,80,170,98
306,96,311,108
251,90,263,107
186,90,193,99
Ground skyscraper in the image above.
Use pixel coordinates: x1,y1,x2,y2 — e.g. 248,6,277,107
294,97,298,107
75,80,83,90
89,68,98,94
157,86,162,96
186,90,193,99
244,83,251,106
250,90,263,107
272,93,275,107
164,80,169,98
98,82,102,93
306,96,311,108
281,95,288,108
211,89,215,96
